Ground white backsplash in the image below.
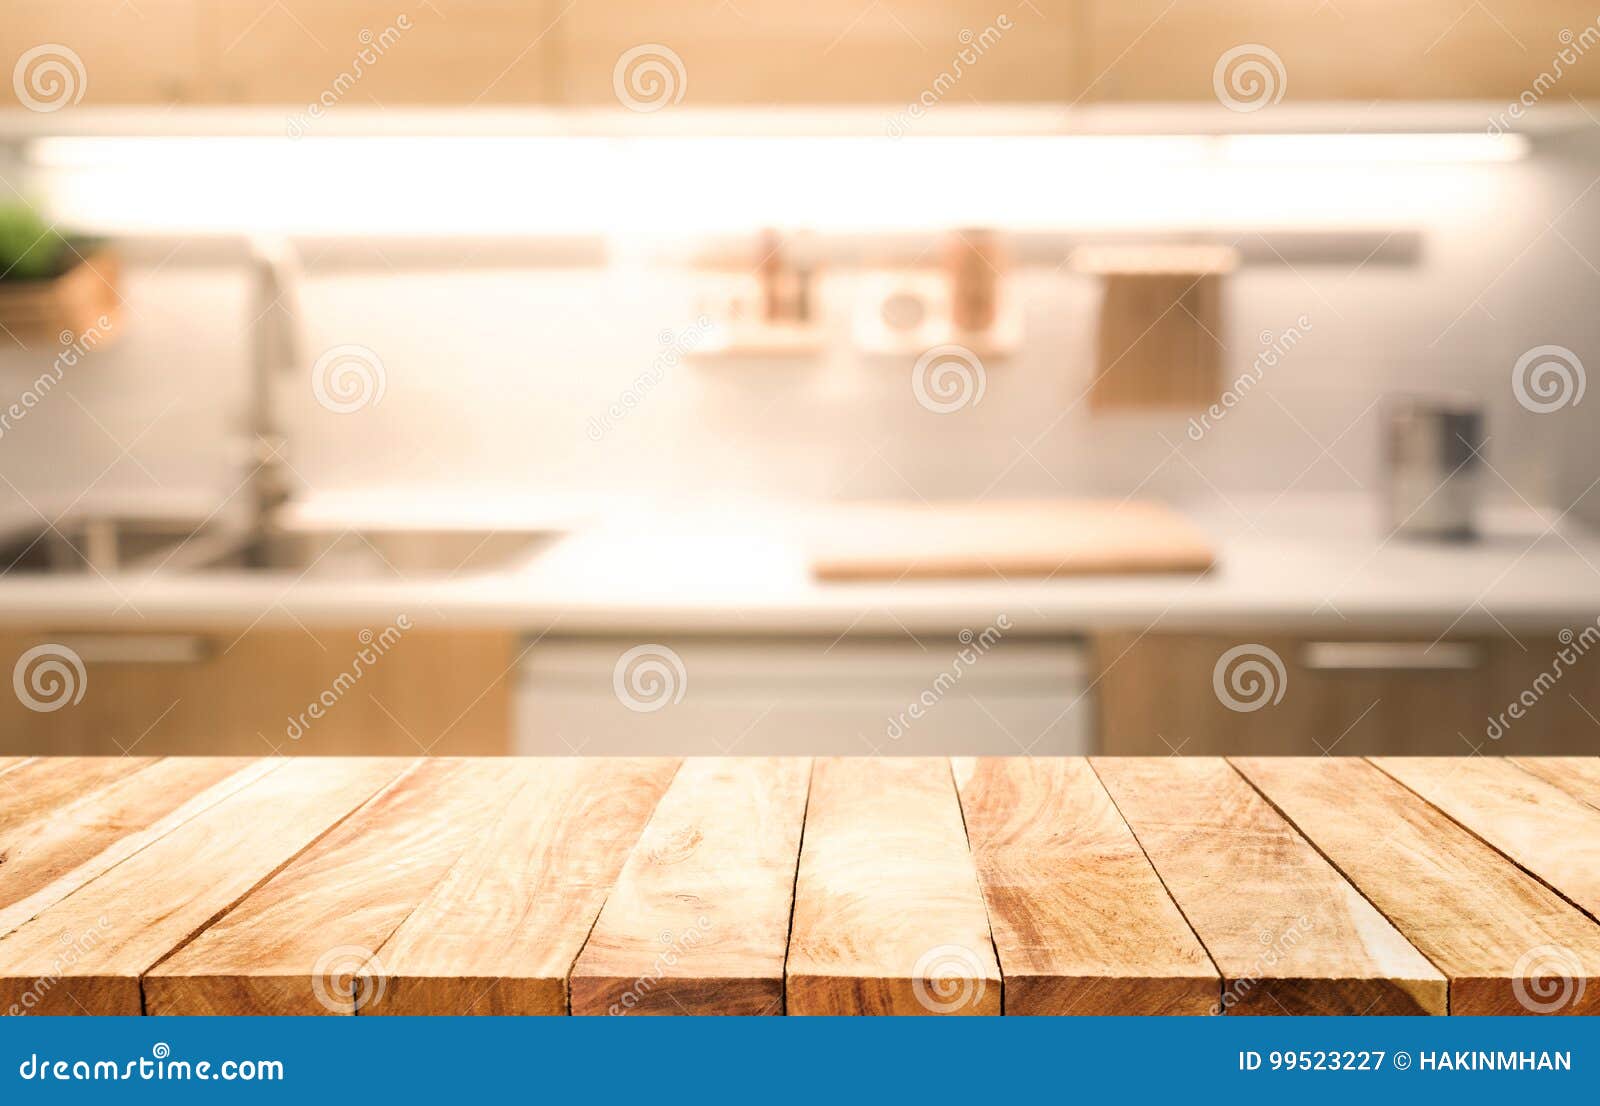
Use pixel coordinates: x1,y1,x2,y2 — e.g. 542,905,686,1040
3,135,1599,529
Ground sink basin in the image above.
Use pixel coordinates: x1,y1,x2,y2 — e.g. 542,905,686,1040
0,516,557,579
185,528,554,578
0,515,211,576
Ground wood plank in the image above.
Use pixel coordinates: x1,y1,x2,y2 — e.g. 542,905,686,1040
1093,757,1445,1015
808,500,1214,581
0,757,407,1015
954,757,1217,1014
1236,757,1600,1015
0,757,27,781
0,758,277,937
144,759,525,1015
571,758,809,1015
0,757,155,835
1512,758,1600,808
1374,758,1600,922
361,758,679,1015
786,757,1000,1015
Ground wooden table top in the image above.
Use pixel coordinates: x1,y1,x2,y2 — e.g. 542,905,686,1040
2,755,1598,1017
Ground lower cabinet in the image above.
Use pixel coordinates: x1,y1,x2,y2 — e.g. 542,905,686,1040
1094,631,1600,757
0,626,513,756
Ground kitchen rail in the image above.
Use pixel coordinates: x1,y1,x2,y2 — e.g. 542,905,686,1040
0,755,1597,1016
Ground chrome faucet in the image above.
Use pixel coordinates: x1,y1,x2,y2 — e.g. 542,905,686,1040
242,236,302,562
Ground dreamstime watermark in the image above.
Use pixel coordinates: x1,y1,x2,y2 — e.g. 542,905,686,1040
1187,315,1312,441
311,344,387,413
586,317,713,441
1212,44,1286,113
912,344,986,413
886,616,1012,741
1214,914,1315,1013
285,617,412,741
1486,622,1600,741
0,315,115,442
1212,644,1286,713
912,944,989,1013
886,16,1014,137
606,915,714,1014
613,44,686,112
1512,945,1587,1013
13,644,86,713
1512,344,1585,413
1489,23,1600,135
286,17,413,137
12,44,86,112
16,1044,284,1082
613,644,687,713
5,915,111,1015
311,944,386,1013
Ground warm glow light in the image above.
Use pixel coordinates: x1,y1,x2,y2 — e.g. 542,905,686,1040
25,133,1529,237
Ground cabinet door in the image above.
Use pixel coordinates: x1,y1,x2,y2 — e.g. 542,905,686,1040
0,627,512,756
1092,631,1580,756
554,1,1082,106
197,1,561,105
2,1,204,106
1083,1,1600,103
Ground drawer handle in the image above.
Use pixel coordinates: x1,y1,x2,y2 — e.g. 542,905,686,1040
44,634,215,665
1301,641,1481,672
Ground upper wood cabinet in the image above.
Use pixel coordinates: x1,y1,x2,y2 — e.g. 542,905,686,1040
552,1,1080,106
1081,0,1600,104
2,1,207,107
198,0,561,106
3,1,1597,108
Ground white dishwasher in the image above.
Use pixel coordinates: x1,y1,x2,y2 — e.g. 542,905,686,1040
515,636,1093,756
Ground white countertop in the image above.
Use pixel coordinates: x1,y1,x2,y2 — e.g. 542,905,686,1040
0,494,1595,635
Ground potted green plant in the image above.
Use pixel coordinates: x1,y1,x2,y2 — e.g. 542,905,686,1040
0,202,120,346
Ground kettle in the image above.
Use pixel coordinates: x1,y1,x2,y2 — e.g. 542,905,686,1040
1383,395,1485,540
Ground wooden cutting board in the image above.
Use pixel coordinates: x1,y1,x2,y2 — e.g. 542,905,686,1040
807,499,1215,581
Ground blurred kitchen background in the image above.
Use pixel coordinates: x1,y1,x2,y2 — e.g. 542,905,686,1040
1,1,1599,759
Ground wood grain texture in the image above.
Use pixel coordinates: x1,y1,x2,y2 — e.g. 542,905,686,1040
571,758,809,1015
954,757,1217,1014
0,757,407,1015
144,759,524,1015
0,757,154,835
0,758,276,938
1093,757,1445,1015
1512,758,1600,807
787,757,1000,1015
808,500,1213,582
1374,757,1600,922
361,758,679,1015
1237,757,1600,1015
1089,268,1223,411
1095,632,1527,756
0,628,514,756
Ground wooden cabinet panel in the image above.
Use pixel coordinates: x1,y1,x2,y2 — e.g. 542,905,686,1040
197,0,561,105
1095,631,1599,756
1083,1,1600,103
13,1,1590,106
1,1,204,106
0,626,512,756
556,1,1082,107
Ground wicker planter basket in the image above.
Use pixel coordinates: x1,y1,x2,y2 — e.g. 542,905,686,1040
0,248,121,347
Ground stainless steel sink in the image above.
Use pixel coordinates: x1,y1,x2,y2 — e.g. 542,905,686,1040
0,515,213,576
185,528,554,578
0,516,556,579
